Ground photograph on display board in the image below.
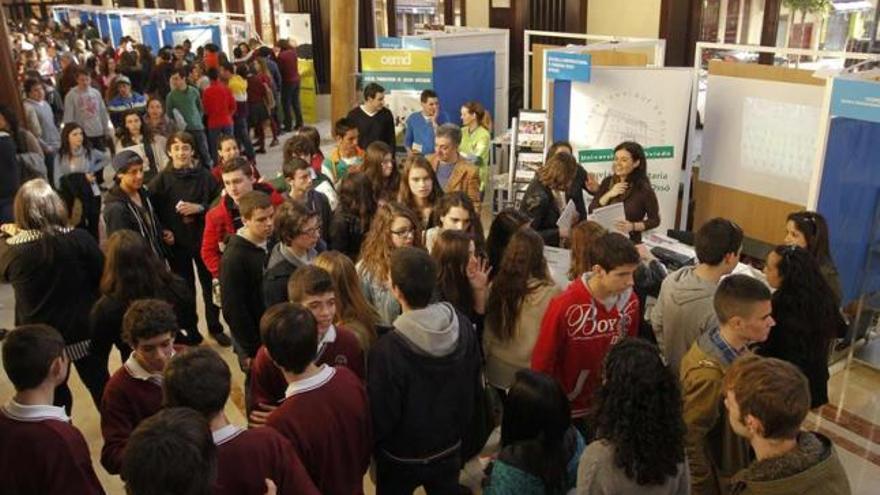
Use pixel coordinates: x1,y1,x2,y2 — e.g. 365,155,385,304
386,90,422,142
517,110,547,149
515,152,544,181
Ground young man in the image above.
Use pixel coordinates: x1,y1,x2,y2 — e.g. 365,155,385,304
166,67,212,167
347,82,395,150
723,357,850,495
277,38,303,132
101,298,178,475
281,135,338,208
220,190,276,370
681,274,775,495
531,232,641,421
369,247,482,493
651,217,743,375
23,77,61,185
251,265,365,422
0,324,104,494
164,346,319,495
202,156,284,280
202,66,237,166
321,117,364,185
107,75,147,128
62,67,111,151
428,123,481,210
282,157,332,247
263,303,372,495
404,88,449,155
263,200,322,307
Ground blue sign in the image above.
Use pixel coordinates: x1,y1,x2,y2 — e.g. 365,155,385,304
377,37,402,49
546,51,591,82
403,38,432,50
830,77,880,124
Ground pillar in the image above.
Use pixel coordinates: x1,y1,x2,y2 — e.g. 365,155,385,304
0,6,23,123
330,0,357,122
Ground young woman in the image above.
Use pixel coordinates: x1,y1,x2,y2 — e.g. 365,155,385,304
588,141,660,243
568,220,607,280
210,134,260,184
0,179,105,412
54,123,108,239
148,131,224,346
484,228,560,390
577,338,688,494
425,191,486,255
250,57,279,148
114,109,168,181
314,251,381,351
486,209,531,280
784,211,842,304
459,100,492,189
362,140,399,205
296,125,325,173
483,369,585,494
520,151,578,247
357,202,423,330
399,154,443,229
548,139,598,220
760,245,847,408
329,172,376,261
432,229,491,327
90,230,199,394
143,97,177,138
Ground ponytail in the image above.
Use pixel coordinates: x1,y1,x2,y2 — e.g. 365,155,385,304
463,101,492,132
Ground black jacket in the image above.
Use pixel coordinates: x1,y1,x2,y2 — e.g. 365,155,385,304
348,106,396,150
148,166,220,254
567,165,588,221
520,178,560,247
220,234,270,358
328,210,366,261
0,133,20,202
103,185,167,259
0,228,103,345
262,243,310,308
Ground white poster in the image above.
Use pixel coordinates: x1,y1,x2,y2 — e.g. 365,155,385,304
121,18,143,44
277,13,313,47
568,67,693,235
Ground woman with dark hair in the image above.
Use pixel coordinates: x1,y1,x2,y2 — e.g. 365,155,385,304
484,228,559,390
54,122,108,238
432,229,490,328
90,230,199,394
485,208,530,280
547,140,598,220
425,191,486,255
483,369,584,494
314,251,381,351
143,97,177,138
0,178,106,412
520,151,579,247
329,172,377,260
760,245,847,408
784,211,842,304
588,141,660,243
577,338,689,494
362,140,399,205
398,154,443,228
114,109,168,181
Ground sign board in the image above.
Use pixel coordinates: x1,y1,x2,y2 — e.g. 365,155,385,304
546,51,591,82
360,49,433,90
830,77,880,123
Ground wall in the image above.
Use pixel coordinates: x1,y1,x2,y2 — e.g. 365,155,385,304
587,0,661,38
467,0,489,28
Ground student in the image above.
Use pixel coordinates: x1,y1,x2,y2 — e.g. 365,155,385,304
432,229,491,327
347,82,395,150
357,202,424,329
210,133,260,184
368,247,482,493
783,211,842,304
282,157,333,239
329,172,376,260
166,68,212,167
0,324,105,495
121,407,218,495
250,266,366,420
520,152,579,247
759,245,847,408
202,157,284,281
114,109,168,181
163,347,319,495
484,228,560,391
277,38,303,132
263,303,372,495
100,298,177,475
322,117,364,185
547,140,598,221
651,217,743,375
281,134,337,208
723,357,850,495
23,77,61,185
576,339,689,495
143,96,177,138
263,200,321,307
483,369,584,494
314,251,381,351
293,125,326,174
531,232,641,425
398,154,443,228
54,122,108,238
62,67,111,151
427,123,481,210
107,75,147,128
405,88,448,155
362,140,400,205
567,220,607,281
680,274,775,495
203,67,237,165
425,191,486,254
220,191,276,370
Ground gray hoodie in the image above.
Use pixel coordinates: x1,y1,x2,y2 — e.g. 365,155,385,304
649,265,718,375
393,302,460,357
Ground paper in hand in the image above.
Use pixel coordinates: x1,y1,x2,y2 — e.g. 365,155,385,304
587,203,626,232
556,200,579,230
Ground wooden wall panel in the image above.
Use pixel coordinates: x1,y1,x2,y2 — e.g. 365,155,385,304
694,179,800,245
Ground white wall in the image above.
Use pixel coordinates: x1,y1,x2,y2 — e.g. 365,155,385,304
587,0,661,38
467,0,489,28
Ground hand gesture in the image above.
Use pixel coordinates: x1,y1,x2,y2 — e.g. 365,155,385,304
264,479,277,495
615,220,634,234
176,201,203,216
248,402,278,427
162,229,175,245
467,256,491,291
586,173,600,194
607,181,629,199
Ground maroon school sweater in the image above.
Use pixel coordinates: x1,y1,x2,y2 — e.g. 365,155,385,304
266,366,372,495
100,359,164,474
214,424,319,495
0,402,105,494
249,325,365,410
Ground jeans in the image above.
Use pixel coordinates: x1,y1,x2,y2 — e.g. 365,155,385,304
375,453,461,495
189,129,213,169
233,116,255,159
281,81,303,131
207,126,234,167
168,245,223,335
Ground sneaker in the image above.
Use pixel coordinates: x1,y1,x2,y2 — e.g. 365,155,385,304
211,331,233,347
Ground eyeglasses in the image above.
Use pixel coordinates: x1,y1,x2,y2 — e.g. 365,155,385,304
300,225,321,236
390,227,416,238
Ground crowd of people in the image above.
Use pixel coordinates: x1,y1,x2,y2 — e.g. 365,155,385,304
0,16,855,495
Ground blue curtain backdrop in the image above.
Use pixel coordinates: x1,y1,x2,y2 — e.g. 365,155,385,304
141,23,162,53
97,14,110,40
817,116,880,303
109,14,123,47
432,52,495,127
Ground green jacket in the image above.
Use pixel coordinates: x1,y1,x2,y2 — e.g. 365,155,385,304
730,432,850,495
165,86,204,131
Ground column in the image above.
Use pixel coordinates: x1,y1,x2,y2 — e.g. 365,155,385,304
330,0,357,121
0,7,23,123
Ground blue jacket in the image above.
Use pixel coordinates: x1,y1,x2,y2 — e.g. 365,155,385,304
107,92,147,128
404,110,450,154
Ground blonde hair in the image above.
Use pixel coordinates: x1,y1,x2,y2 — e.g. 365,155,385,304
358,202,423,284
314,251,380,350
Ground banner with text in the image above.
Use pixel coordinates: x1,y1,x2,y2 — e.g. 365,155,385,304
546,51,591,82
360,49,433,91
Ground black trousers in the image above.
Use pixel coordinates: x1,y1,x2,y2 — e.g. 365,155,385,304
168,245,222,334
54,352,106,416
90,322,133,399
375,454,461,495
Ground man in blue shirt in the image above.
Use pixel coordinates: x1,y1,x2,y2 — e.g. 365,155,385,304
404,89,449,156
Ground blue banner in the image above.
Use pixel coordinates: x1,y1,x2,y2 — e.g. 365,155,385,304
830,78,880,124
433,52,495,127
377,37,402,49
546,51,591,82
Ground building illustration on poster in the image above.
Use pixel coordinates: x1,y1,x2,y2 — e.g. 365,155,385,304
741,97,820,180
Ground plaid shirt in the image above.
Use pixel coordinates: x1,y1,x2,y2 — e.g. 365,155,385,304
708,327,744,366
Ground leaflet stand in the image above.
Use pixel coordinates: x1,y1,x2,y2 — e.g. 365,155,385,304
508,110,548,209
